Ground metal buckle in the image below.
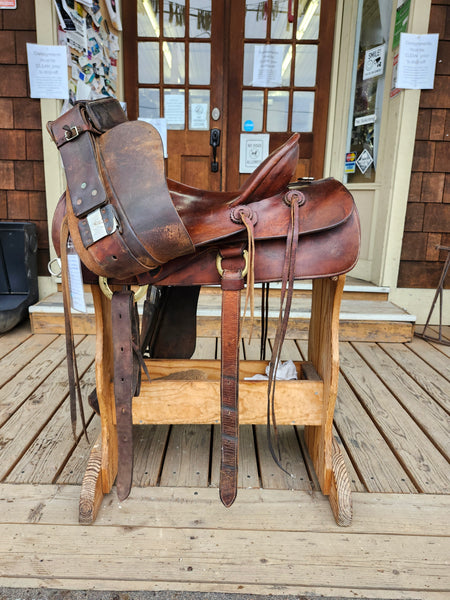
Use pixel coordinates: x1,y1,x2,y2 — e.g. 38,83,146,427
64,126,81,141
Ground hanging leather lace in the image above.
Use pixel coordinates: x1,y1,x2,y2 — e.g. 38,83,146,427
230,206,257,341
267,190,304,474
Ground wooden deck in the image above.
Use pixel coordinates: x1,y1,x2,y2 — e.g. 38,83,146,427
0,320,449,598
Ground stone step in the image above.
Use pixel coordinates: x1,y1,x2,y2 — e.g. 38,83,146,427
29,279,415,343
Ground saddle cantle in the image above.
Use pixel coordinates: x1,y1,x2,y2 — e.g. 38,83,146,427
48,98,360,508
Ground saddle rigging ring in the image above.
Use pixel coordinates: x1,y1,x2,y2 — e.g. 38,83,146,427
99,276,149,302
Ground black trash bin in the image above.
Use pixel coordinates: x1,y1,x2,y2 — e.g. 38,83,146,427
0,222,39,333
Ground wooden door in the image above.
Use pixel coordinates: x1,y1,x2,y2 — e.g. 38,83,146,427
123,0,335,191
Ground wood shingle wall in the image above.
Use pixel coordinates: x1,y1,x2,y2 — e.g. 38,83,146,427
398,0,450,289
0,3,48,275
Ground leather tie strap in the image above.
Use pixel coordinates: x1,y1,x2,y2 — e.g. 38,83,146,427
112,290,141,501
218,246,246,507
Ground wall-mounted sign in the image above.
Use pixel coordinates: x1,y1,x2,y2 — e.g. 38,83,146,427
396,33,439,90
26,43,69,99
239,133,269,173
0,0,17,8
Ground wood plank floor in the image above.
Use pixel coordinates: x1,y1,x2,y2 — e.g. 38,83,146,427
0,320,449,598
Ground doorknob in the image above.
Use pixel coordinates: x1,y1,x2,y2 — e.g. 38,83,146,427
210,128,221,173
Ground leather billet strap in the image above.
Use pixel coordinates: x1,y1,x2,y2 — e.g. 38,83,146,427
218,246,246,507
112,290,142,502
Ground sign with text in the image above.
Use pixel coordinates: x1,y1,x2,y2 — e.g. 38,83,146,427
396,33,439,89
26,43,69,99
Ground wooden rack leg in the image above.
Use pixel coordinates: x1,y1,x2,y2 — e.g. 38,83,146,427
79,284,118,524
304,275,353,526
329,437,353,526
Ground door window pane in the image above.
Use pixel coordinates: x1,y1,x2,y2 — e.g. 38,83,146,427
345,0,392,183
138,0,160,37
190,0,212,38
242,90,264,131
294,45,317,87
139,88,160,118
163,0,185,37
245,0,267,38
163,42,185,84
267,91,289,131
189,43,211,85
296,0,320,40
189,89,210,130
138,42,160,83
292,91,314,131
243,44,291,86
164,89,185,129
271,0,293,39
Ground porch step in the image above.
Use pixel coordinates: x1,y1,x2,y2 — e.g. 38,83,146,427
29,278,415,342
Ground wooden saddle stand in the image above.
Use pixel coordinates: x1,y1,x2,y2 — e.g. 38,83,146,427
48,98,361,526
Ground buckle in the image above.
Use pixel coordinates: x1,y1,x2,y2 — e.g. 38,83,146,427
64,126,81,141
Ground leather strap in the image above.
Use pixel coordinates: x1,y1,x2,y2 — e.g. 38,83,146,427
60,215,88,440
112,290,141,501
218,246,246,507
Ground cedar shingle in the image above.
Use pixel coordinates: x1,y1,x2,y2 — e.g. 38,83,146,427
0,65,27,97
0,31,15,64
26,130,44,160
0,160,14,189
13,98,41,129
400,232,427,261
404,202,425,231
411,140,435,172
0,98,13,129
426,233,442,261
7,190,29,219
14,160,34,190
433,141,450,172
397,261,450,289
15,30,37,64
0,191,7,219
415,109,431,139
0,130,26,160
408,172,423,201
423,204,450,232
3,1,36,30
420,76,450,109
430,109,446,140
422,172,445,203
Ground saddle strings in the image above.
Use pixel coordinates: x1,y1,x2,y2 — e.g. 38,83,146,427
240,212,256,342
267,195,301,475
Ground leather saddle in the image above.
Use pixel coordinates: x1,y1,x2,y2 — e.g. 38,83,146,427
48,97,360,507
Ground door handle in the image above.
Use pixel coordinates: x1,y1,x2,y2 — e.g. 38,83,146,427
210,128,221,173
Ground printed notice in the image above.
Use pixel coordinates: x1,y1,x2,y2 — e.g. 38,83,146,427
26,43,69,99
252,45,283,87
67,252,87,313
164,94,185,126
239,134,269,173
396,33,439,89
139,117,168,158
190,103,208,130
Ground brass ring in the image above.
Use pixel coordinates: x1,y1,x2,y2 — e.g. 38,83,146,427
98,276,148,302
216,249,248,278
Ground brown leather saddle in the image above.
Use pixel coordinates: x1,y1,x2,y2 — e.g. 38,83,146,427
48,97,360,507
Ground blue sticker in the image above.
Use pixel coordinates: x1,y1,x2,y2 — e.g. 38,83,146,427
244,120,254,132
